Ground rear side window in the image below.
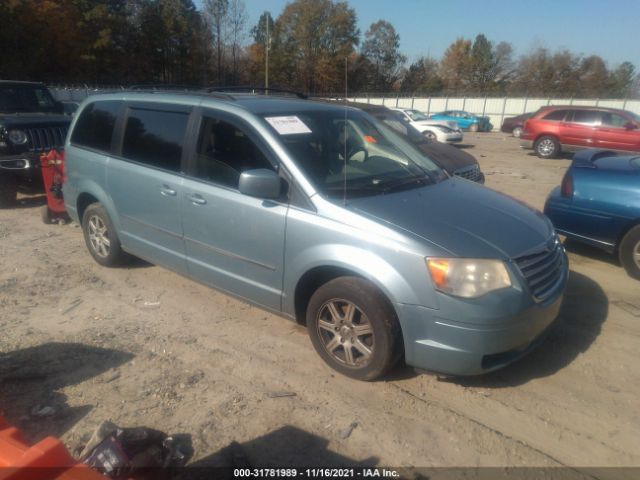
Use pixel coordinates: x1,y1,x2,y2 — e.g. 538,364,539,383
122,108,189,172
571,110,600,125
71,101,121,152
543,109,569,121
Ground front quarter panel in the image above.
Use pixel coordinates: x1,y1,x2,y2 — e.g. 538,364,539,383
282,198,445,318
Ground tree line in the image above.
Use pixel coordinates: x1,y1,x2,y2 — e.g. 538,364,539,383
1,0,637,98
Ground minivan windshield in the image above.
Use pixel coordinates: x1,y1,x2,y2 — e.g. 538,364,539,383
262,109,445,199
0,85,58,113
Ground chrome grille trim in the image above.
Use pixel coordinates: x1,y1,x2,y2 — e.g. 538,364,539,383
454,164,482,182
24,126,68,152
514,238,565,302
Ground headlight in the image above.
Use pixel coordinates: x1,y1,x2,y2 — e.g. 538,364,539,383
426,258,511,298
8,129,28,145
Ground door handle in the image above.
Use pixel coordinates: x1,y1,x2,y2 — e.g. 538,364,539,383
160,185,177,196
187,193,206,206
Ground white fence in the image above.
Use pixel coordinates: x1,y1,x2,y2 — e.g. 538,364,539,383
349,96,640,131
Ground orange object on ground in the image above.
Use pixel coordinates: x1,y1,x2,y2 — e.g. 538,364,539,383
0,416,106,480
39,149,69,224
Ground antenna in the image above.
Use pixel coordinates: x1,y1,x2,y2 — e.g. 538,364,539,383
343,56,348,206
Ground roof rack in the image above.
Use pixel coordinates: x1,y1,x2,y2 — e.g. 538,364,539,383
206,86,308,99
129,84,198,91
120,85,234,101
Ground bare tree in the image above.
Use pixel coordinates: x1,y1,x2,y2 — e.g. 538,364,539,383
205,0,228,84
226,0,248,84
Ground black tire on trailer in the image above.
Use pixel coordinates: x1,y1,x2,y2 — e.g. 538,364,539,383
0,173,18,208
40,205,54,224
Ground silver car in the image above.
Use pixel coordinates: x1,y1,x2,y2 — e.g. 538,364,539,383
63,92,568,380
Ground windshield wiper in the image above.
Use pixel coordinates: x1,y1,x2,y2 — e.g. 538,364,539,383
376,174,433,192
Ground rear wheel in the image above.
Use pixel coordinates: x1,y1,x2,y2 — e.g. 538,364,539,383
469,123,479,132
306,276,402,381
512,126,523,138
619,225,640,280
82,203,128,267
534,135,560,159
0,174,18,208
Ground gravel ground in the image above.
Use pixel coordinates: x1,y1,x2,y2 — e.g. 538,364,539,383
0,133,638,475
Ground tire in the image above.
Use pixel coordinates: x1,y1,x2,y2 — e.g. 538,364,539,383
512,126,523,138
306,276,402,381
0,174,18,208
619,225,640,280
534,135,560,159
424,130,437,142
81,203,128,267
41,205,54,224
469,123,479,133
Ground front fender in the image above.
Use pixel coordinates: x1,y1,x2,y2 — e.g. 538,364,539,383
283,243,436,318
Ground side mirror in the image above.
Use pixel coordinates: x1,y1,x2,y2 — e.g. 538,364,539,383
238,169,281,199
625,122,638,130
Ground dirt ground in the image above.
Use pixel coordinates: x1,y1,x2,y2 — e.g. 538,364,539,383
1,133,639,474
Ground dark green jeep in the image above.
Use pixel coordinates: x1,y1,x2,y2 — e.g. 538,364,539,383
0,81,70,207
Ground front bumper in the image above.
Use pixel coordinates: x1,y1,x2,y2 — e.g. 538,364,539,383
443,132,463,143
520,139,534,149
396,265,567,376
0,152,41,172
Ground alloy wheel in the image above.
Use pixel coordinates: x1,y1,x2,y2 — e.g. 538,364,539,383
316,299,375,368
538,139,555,156
88,215,111,258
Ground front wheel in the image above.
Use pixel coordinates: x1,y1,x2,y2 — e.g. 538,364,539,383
82,203,129,267
0,174,18,208
469,123,479,132
534,135,560,159
424,130,437,142
306,276,402,381
619,225,640,280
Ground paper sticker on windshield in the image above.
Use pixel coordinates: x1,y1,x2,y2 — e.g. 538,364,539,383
265,116,312,135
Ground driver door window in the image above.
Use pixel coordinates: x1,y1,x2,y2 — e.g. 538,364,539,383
194,116,274,188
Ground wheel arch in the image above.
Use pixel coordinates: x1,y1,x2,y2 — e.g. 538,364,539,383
75,181,121,231
290,254,419,327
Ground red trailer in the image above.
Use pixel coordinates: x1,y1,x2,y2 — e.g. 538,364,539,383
39,149,69,224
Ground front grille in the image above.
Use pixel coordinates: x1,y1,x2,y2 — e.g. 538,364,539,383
454,164,482,182
514,238,564,302
25,126,68,152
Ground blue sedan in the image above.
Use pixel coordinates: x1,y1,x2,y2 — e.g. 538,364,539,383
544,149,640,279
429,110,491,132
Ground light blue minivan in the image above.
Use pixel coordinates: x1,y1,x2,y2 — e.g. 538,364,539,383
63,91,568,380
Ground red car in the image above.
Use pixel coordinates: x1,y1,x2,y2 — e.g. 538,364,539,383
520,106,640,158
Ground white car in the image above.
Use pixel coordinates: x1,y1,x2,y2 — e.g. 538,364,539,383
389,108,463,143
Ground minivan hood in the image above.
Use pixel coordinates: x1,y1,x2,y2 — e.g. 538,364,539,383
347,178,553,259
